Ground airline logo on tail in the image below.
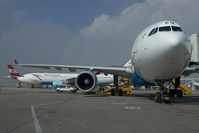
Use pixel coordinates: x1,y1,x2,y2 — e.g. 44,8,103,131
7,64,21,78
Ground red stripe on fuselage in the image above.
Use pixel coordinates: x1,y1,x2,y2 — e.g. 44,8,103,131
33,74,42,80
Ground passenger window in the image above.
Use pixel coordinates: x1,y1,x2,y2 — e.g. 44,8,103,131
148,29,155,36
172,26,182,32
159,26,171,31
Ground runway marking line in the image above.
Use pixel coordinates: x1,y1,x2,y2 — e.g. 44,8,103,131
172,105,199,115
125,106,141,110
31,105,43,133
112,102,127,105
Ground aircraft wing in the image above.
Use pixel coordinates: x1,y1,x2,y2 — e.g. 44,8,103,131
65,77,76,84
182,67,199,76
15,63,134,76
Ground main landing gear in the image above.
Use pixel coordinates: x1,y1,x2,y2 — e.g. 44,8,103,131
111,75,123,96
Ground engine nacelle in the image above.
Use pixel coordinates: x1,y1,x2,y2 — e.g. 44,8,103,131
75,71,98,92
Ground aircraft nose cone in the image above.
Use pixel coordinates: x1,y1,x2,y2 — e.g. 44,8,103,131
167,34,185,49
152,34,189,80
134,32,190,82
157,33,187,59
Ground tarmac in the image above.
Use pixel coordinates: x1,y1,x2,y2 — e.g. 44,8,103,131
0,87,199,133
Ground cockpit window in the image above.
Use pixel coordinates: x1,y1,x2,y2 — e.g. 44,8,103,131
159,26,171,31
153,27,158,34
148,29,155,36
148,27,158,37
172,26,182,32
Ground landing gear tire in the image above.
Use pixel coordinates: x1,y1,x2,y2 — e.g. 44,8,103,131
71,90,77,93
169,90,175,98
111,89,115,96
164,99,171,104
155,92,162,103
177,90,183,97
163,95,171,104
118,89,123,96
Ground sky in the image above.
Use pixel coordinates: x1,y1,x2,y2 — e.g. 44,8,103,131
1,0,199,86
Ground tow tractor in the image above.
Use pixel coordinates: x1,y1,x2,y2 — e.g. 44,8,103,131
98,78,133,96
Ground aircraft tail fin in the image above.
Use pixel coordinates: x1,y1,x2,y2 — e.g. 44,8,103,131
124,59,132,67
14,59,18,64
7,64,21,78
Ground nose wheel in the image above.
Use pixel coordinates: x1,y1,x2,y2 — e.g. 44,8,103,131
155,92,162,103
155,81,171,104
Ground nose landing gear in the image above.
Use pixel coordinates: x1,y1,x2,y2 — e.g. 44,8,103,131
155,92,162,103
155,76,185,104
155,90,171,104
155,81,171,104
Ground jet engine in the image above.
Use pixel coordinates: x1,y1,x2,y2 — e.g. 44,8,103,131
75,71,98,92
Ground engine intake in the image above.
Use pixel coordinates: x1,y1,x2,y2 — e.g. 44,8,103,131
75,71,98,92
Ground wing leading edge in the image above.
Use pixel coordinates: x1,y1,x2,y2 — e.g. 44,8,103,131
15,63,134,77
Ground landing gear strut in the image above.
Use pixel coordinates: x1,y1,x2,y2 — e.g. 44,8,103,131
111,75,122,96
155,92,162,103
111,89,115,96
176,89,183,97
155,82,171,104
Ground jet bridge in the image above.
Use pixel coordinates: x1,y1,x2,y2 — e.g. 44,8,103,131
189,34,199,65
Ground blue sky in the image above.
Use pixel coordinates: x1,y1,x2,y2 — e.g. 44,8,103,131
1,0,199,86
5,0,143,33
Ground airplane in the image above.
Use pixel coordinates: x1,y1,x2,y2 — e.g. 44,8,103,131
7,64,114,90
15,21,199,103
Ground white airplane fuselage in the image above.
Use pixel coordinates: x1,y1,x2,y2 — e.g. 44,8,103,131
130,21,191,85
17,73,113,86
17,73,76,85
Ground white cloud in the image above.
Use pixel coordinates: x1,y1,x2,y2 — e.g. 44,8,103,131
63,0,199,65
